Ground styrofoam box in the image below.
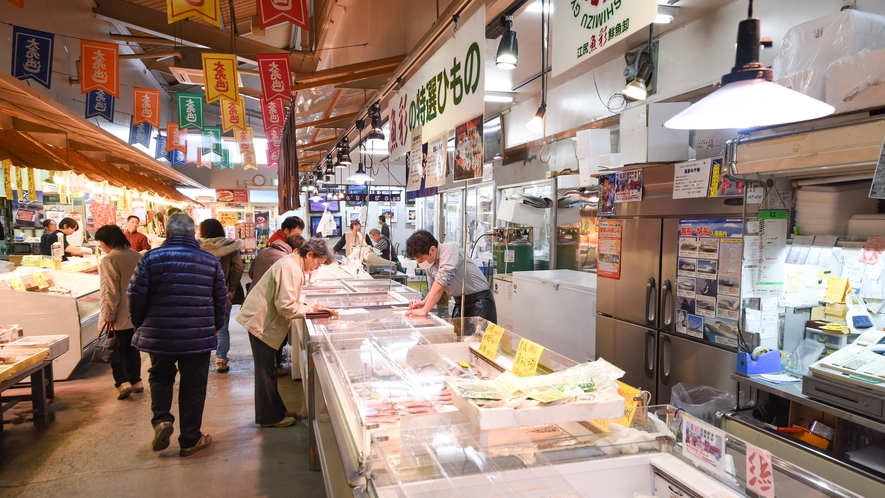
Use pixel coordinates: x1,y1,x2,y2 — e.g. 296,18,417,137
773,10,885,79
497,198,546,227
450,386,624,431
848,214,885,236
620,103,689,166
6,335,69,360
826,48,885,115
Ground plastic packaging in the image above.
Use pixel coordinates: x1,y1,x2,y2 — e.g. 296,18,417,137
784,339,826,377
670,382,735,424
774,67,824,100
826,48,885,114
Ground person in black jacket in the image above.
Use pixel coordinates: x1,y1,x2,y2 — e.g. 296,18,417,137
39,219,57,256
129,213,227,457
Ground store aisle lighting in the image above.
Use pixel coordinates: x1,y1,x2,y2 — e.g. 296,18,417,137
337,137,353,165
495,16,519,70
526,0,549,133
526,103,546,133
347,163,374,184
365,103,385,144
623,61,654,101
484,92,516,103
664,0,834,130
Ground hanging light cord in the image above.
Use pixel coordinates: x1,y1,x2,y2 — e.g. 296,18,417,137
539,0,552,164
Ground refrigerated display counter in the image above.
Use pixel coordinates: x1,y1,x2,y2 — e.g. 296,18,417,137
340,279,421,298
0,269,100,380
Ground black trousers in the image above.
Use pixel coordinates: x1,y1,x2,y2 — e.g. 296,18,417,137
148,352,210,448
111,328,142,388
249,333,287,425
452,289,498,324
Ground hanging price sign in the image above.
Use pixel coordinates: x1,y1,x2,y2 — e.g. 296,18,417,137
512,337,544,377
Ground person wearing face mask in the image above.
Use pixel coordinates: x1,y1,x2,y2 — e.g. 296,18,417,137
237,238,337,428
404,230,497,322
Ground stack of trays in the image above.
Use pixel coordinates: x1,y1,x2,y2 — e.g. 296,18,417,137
795,182,878,235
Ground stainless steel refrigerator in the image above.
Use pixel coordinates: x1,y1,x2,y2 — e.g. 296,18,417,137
595,164,751,404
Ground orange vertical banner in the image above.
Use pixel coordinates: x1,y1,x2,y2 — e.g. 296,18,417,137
133,87,161,128
80,39,119,97
167,122,187,153
166,0,221,27
220,96,247,132
201,53,239,104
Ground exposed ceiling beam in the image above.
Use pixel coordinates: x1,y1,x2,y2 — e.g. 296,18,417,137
92,0,320,73
296,111,359,128
291,67,397,93
109,33,180,46
302,137,339,151
120,51,182,60
294,55,406,82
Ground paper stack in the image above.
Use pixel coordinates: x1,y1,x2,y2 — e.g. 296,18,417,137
795,183,878,235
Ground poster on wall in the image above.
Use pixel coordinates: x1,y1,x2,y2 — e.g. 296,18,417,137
85,197,116,232
614,170,642,202
673,158,713,199
12,191,44,228
215,189,248,203
454,116,484,181
425,133,447,188
597,219,623,280
599,174,616,216
254,210,270,228
676,217,743,347
218,211,240,227
708,158,744,197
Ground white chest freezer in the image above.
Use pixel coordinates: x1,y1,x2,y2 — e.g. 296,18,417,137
512,270,597,363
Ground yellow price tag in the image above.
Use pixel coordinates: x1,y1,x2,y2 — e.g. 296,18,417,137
511,337,544,378
457,361,470,369
825,277,849,303
493,371,523,395
9,277,26,291
34,273,49,289
588,381,642,432
528,389,570,404
477,323,506,360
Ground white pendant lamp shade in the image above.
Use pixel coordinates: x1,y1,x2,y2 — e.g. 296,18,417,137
347,163,373,184
664,79,835,130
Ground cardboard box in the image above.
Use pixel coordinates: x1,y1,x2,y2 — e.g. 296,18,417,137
620,103,690,165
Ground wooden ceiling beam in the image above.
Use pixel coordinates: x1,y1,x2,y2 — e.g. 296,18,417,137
293,55,406,83
291,67,396,93
296,111,358,129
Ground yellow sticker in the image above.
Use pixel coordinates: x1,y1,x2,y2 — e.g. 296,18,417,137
512,337,544,378
34,273,49,289
810,306,825,321
8,277,25,291
457,360,470,369
588,381,642,432
528,389,570,404
477,323,506,361
370,392,380,399
824,277,849,303
493,371,523,395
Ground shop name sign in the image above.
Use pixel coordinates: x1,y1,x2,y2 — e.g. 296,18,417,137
388,5,485,159
551,0,657,78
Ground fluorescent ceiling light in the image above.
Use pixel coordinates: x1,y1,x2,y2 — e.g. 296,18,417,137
484,93,516,103
654,13,674,23
525,1,553,13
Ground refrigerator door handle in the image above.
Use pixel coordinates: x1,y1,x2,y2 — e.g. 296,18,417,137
646,278,657,325
644,330,655,379
661,334,672,386
661,280,674,327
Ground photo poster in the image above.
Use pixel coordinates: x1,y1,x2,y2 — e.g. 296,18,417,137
12,191,44,228
254,210,270,228
676,217,743,347
614,169,643,203
406,207,417,224
597,219,623,280
708,158,744,197
453,115,483,181
425,133,447,188
682,413,727,477
599,174,616,216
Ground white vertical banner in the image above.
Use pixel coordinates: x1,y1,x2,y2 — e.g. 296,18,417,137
388,5,485,159
551,0,657,78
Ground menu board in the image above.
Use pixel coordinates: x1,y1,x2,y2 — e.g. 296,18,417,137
676,218,743,347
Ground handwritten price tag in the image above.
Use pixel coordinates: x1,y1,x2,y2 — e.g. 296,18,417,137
512,337,544,377
8,277,25,291
34,273,49,289
477,323,506,360
746,442,775,498
493,371,523,395
528,389,570,404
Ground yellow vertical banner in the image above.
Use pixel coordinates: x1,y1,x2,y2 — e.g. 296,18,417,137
14,164,22,194
2,160,11,198
201,53,239,104
27,168,36,197
59,174,68,204
166,0,221,27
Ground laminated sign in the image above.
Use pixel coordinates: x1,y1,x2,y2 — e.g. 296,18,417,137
80,39,119,97
166,0,221,27
201,53,239,104
133,87,161,128
256,54,292,101
220,96,247,132
177,92,204,130
551,0,657,77
257,0,309,30
85,89,115,121
12,26,54,89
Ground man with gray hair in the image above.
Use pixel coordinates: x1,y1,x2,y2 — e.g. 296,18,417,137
129,213,227,457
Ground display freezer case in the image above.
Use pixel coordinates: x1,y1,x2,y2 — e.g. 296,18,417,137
303,291,410,310
0,270,100,380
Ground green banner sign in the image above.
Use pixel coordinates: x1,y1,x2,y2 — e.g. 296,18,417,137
177,92,204,130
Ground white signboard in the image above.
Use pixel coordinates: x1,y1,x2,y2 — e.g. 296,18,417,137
551,0,657,78
388,6,485,159
673,158,713,199
426,133,447,188
407,145,424,192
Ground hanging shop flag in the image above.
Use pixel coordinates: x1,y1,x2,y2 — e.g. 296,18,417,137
201,53,239,104
201,126,223,158
132,87,161,128
166,0,221,27
166,122,187,153
257,0,309,30
266,139,279,170
2,160,12,199
177,92,204,130
220,96,246,132
12,26,54,89
14,164,22,194
128,118,152,148
260,96,286,131
85,89,115,121
80,39,119,97
27,168,36,197
219,149,233,169
237,127,258,170
8,0,25,8
155,134,168,159
387,5,485,159
171,149,186,165
256,54,292,102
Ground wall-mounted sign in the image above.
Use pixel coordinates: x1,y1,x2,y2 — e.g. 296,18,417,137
215,189,247,203
388,5,485,159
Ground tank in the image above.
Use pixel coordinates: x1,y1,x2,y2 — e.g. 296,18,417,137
556,227,579,270
493,241,534,273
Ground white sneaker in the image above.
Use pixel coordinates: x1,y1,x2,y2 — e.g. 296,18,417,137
117,382,133,400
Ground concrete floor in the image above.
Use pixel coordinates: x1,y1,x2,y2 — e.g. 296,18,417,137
0,308,325,498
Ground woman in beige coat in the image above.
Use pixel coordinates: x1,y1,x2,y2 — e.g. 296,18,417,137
237,239,336,427
94,224,143,400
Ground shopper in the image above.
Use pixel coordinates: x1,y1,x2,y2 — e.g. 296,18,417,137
266,215,305,246
129,213,227,457
237,239,335,428
39,219,57,256
55,217,90,260
248,234,306,376
404,230,497,322
124,215,151,254
367,228,403,272
93,224,142,400
378,214,391,239
198,218,244,374
333,220,369,258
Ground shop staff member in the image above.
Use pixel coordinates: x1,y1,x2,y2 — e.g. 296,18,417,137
56,217,90,260
266,216,305,246
124,215,151,254
404,230,497,323
378,214,391,239
333,220,370,259
39,219,57,256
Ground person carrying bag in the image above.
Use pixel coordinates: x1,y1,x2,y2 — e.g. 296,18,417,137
92,322,119,364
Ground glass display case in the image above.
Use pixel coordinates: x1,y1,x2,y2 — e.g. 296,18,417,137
555,190,598,272
442,188,464,246
303,291,411,309
497,180,554,270
467,182,495,263
340,279,421,298
415,195,438,240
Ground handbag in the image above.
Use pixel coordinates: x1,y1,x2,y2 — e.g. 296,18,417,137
91,322,119,364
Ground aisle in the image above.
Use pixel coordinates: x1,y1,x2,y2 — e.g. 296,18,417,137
0,308,324,498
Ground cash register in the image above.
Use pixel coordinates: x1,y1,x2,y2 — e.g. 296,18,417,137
804,330,885,420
